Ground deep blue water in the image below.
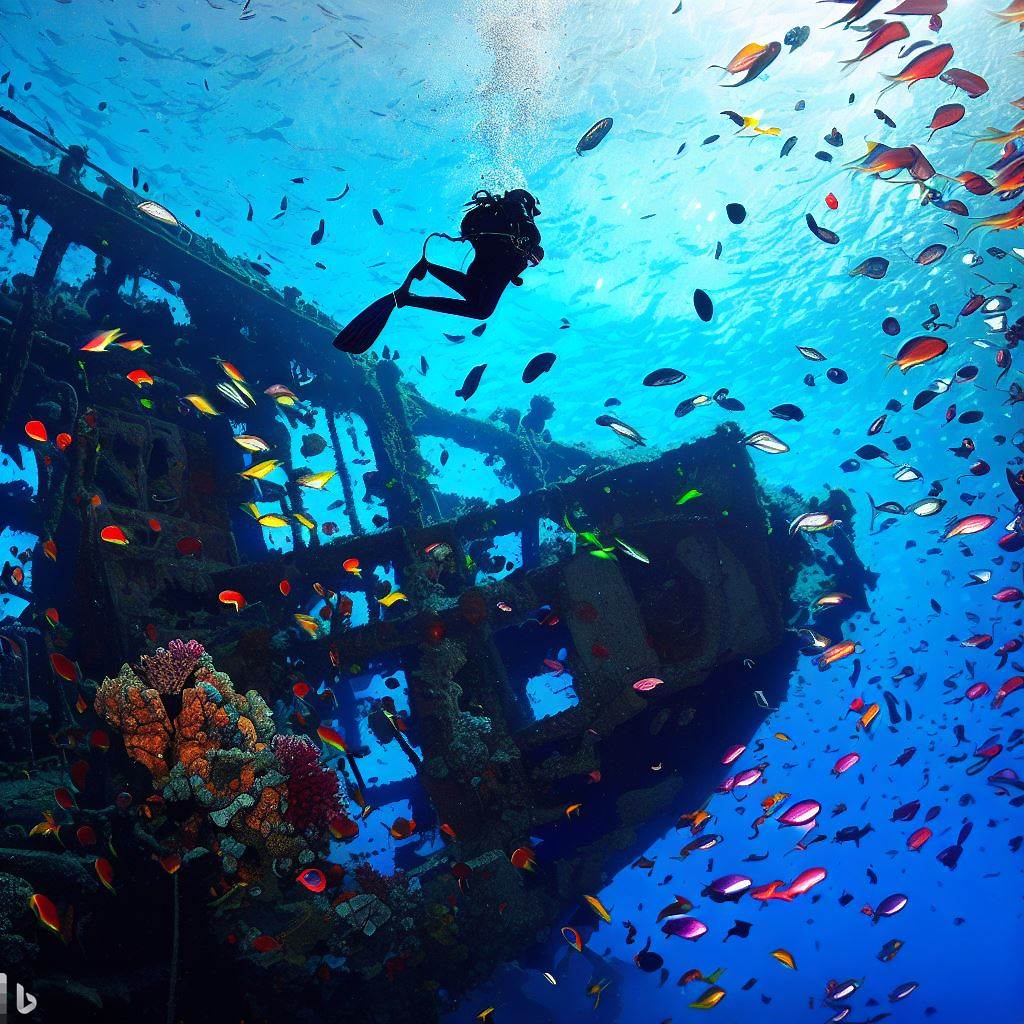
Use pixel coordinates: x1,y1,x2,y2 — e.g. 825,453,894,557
2,0,1023,1021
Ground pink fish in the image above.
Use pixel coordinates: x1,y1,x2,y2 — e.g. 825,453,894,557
993,587,1023,604
832,752,860,776
781,866,827,898
721,744,746,765
993,676,1024,708
943,513,996,540
778,799,820,828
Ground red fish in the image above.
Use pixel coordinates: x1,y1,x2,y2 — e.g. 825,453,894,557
928,103,965,139
993,676,1024,708
880,43,954,96
886,335,948,373
840,21,909,65
939,68,989,98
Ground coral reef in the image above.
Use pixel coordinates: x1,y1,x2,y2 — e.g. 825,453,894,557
272,734,345,835
95,646,320,878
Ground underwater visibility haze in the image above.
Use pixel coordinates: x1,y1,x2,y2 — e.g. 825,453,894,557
0,0,1023,1022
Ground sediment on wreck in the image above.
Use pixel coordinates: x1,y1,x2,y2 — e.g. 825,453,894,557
0,131,874,1024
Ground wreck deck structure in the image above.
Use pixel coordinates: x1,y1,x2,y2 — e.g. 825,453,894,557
0,120,872,1024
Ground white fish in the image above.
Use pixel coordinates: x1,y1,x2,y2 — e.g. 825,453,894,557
137,200,179,227
893,465,922,483
743,430,789,454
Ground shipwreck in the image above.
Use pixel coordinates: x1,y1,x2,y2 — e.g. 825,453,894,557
0,116,873,1024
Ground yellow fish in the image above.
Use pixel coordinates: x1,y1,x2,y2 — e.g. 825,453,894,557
296,470,336,490
587,979,611,1009
293,512,317,531
771,948,797,970
294,613,320,637
584,894,612,923
184,394,218,416
240,459,282,480
378,591,407,608
689,985,726,1010
257,514,290,529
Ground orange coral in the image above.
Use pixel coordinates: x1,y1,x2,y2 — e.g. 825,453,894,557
94,673,171,778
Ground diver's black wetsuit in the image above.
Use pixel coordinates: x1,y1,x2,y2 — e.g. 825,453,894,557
396,189,543,320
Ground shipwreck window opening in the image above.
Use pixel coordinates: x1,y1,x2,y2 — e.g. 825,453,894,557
54,242,103,291
460,530,521,586
495,615,579,725
118,274,190,325
537,516,576,566
0,212,52,281
0,527,37,621
420,435,518,517
334,410,385,533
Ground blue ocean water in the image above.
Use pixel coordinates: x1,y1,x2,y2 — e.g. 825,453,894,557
1,0,1023,1021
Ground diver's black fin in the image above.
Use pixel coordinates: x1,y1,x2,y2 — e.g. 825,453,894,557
332,293,397,354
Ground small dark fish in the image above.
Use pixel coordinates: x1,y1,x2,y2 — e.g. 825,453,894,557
815,151,834,163
875,108,897,128
522,352,556,384
703,134,720,145
784,25,810,50
781,136,797,158
712,387,744,412
806,213,839,245
372,208,384,226
644,367,687,387
824,127,844,147
850,257,889,280
456,363,487,401
726,202,747,224
327,184,350,201
882,316,901,336
913,243,946,266
310,218,325,245
634,937,664,972
693,289,714,322
827,367,849,384
835,823,874,846
577,117,613,154
770,403,804,422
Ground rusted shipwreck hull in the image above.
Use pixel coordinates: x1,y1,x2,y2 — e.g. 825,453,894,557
0,129,870,1024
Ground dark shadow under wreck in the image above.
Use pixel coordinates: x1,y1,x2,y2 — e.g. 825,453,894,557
0,124,874,1024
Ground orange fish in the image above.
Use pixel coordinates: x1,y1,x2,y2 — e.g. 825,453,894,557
317,724,347,752
218,589,246,612
388,817,417,840
886,336,948,373
251,934,282,953
94,857,116,893
55,432,72,451
158,853,182,874
711,41,771,75
100,525,130,546
43,539,57,561
127,369,154,388
80,328,123,352
115,339,149,352
50,652,78,682
880,44,953,96
24,420,48,443
76,825,97,847
858,703,880,730
343,558,361,577
815,640,861,670
29,893,63,937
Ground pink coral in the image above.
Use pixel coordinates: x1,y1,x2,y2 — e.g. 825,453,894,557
273,735,343,835
139,639,205,695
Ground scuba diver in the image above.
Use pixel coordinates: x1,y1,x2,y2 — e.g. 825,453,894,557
332,188,543,354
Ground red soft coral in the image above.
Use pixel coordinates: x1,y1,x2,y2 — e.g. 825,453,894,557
273,735,344,835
